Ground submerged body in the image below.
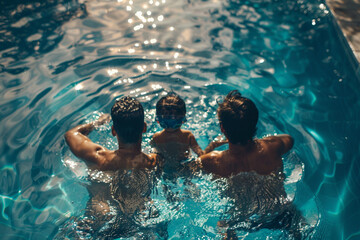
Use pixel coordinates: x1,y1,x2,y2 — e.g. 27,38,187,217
200,135,301,238
196,91,302,238
57,168,160,239
217,171,304,239
151,93,204,173
63,97,160,238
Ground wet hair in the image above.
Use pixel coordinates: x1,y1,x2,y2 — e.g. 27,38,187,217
111,96,144,143
217,90,258,145
156,92,186,117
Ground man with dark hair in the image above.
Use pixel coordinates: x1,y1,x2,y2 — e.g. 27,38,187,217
198,91,303,239
199,90,294,177
65,96,158,170
63,96,162,238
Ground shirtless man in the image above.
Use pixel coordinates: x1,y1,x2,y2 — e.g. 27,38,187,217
199,90,294,177
198,91,301,239
64,96,159,238
65,96,158,170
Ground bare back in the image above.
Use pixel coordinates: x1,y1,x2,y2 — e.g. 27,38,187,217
64,121,158,172
199,135,294,177
151,129,203,162
93,150,158,171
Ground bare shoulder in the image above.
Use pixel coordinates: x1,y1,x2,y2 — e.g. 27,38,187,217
151,131,164,144
152,131,162,139
182,130,197,141
180,129,193,136
93,149,117,170
261,136,283,145
199,151,221,166
260,134,294,155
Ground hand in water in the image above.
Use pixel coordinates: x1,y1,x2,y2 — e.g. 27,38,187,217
204,134,228,153
95,113,111,126
213,134,228,143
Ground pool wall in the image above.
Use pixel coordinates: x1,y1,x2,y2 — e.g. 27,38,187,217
310,2,360,238
326,0,360,79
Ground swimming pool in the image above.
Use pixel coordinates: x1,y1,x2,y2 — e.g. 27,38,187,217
1,0,359,239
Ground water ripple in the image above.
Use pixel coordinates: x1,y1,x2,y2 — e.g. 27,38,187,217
0,0,359,239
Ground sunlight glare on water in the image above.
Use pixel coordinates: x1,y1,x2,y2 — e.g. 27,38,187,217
0,0,360,239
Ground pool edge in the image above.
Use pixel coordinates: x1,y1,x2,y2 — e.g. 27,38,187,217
326,0,360,80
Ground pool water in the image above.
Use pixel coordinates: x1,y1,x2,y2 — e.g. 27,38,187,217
1,0,360,239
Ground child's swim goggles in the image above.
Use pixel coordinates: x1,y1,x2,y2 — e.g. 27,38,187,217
156,115,187,129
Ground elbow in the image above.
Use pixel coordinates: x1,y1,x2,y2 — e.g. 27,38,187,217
282,135,294,153
64,131,74,145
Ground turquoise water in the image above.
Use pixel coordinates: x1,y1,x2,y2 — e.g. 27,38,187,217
1,0,360,239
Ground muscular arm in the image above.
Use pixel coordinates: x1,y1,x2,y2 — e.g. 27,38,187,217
64,114,111,166
197,152,222,175
275,134,294,155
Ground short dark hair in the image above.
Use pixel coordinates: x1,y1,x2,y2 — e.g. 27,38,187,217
156,92,186,117
111,96,144,143
217,90,258,145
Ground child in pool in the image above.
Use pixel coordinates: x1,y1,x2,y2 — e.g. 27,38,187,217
151,92,227,169
150,93,203,166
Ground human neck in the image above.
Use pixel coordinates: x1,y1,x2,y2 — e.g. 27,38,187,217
228,140,254,154
116,140,142,154
164,128,181,133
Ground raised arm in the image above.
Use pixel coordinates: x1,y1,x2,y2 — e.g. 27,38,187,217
204,135,228,154
64,114,111,166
